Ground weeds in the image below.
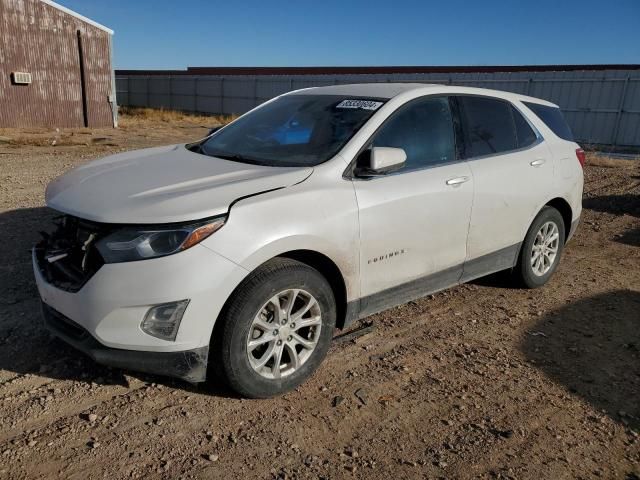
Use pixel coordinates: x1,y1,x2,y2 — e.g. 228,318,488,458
118,107,235,127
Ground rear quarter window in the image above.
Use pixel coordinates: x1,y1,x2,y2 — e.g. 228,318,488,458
523,102,574,141
511,106,538,148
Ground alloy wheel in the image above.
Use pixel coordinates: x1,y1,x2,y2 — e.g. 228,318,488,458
531,221,560,276
246,289,322,379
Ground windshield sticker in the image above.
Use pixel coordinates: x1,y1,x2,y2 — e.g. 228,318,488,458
335,99,384,111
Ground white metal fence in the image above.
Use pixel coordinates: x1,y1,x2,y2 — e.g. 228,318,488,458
116,69,640,147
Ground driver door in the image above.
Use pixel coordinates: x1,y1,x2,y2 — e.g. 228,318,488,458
351,96,473,315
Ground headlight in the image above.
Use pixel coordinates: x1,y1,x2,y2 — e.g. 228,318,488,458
96,217,225,263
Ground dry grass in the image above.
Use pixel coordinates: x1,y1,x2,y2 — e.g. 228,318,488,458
118,107,235,127
0,108,236,148
0,129,104,147
585,152,639,168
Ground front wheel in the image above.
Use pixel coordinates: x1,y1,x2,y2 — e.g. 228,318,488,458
213,258,336,398
514,206,566,289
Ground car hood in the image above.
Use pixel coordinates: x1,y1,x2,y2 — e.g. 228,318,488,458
46,144,313,224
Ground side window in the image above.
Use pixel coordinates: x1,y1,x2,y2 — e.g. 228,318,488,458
523,101,574,141
371,97,455,172
458,96,517,157
511,106,538,148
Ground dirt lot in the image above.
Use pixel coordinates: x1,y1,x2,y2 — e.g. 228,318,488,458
0,116,639,480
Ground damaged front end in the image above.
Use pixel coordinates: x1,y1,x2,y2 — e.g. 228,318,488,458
35,215,210,384
41,303,209,383
34,215,107,292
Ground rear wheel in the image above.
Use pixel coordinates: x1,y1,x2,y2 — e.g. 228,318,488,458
515,206,566,288
213,258,335,398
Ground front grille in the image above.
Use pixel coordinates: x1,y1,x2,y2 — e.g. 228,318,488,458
35,215,110,292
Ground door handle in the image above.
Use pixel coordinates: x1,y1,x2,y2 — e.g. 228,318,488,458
446,176,470,186
530,158,546,167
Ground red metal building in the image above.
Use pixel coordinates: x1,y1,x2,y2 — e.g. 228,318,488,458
0,0,116,128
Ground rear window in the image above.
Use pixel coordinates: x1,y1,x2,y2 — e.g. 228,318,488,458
523,102,574,141
458,96,517,157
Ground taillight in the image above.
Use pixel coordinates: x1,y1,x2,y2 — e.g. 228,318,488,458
575,148,586,168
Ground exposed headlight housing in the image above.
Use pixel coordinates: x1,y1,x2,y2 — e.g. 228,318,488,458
96,217,225,263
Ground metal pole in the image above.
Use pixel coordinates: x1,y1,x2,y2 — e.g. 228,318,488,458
169,74,173,110
108,34,118,127
220,78,225,114
194,77,199,113
254,78,258,107
611,76,630,147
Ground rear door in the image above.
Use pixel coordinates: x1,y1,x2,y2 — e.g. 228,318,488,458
351,96,473,314
455,95,556,281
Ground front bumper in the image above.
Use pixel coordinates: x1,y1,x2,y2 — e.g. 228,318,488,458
33,244,248,351
42,303,208,383
33,242,250,381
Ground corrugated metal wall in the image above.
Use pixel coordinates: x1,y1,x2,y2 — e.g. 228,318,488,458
0,0,115,128
116,69,640,147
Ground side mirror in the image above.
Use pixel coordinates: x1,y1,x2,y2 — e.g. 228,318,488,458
208,125,223,136
355,147,406,177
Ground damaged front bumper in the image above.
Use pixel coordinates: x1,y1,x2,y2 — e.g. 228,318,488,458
32,214,251,384
42,303,208,383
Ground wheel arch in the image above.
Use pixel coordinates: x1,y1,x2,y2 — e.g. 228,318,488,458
515,196,573,271
211,248,352,350
544,197,573,241
278,250,349,330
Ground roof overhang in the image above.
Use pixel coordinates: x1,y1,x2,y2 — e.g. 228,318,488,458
39,0,114,35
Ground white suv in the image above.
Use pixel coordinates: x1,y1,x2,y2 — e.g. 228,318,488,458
34,84,584,397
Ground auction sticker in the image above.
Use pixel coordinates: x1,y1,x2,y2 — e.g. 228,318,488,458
336,99,384,110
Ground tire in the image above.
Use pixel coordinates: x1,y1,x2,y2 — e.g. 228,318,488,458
213,258,336,398
515,206,566,289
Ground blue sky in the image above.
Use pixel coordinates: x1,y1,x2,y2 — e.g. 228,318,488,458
58,0,640,69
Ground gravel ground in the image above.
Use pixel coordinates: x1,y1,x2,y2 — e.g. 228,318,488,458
0,121,639,480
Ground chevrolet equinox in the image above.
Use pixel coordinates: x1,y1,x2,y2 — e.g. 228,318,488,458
34,84,584,397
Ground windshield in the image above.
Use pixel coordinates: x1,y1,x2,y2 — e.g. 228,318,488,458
197,95,386,167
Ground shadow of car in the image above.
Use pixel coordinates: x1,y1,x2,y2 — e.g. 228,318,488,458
521,289,640,430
